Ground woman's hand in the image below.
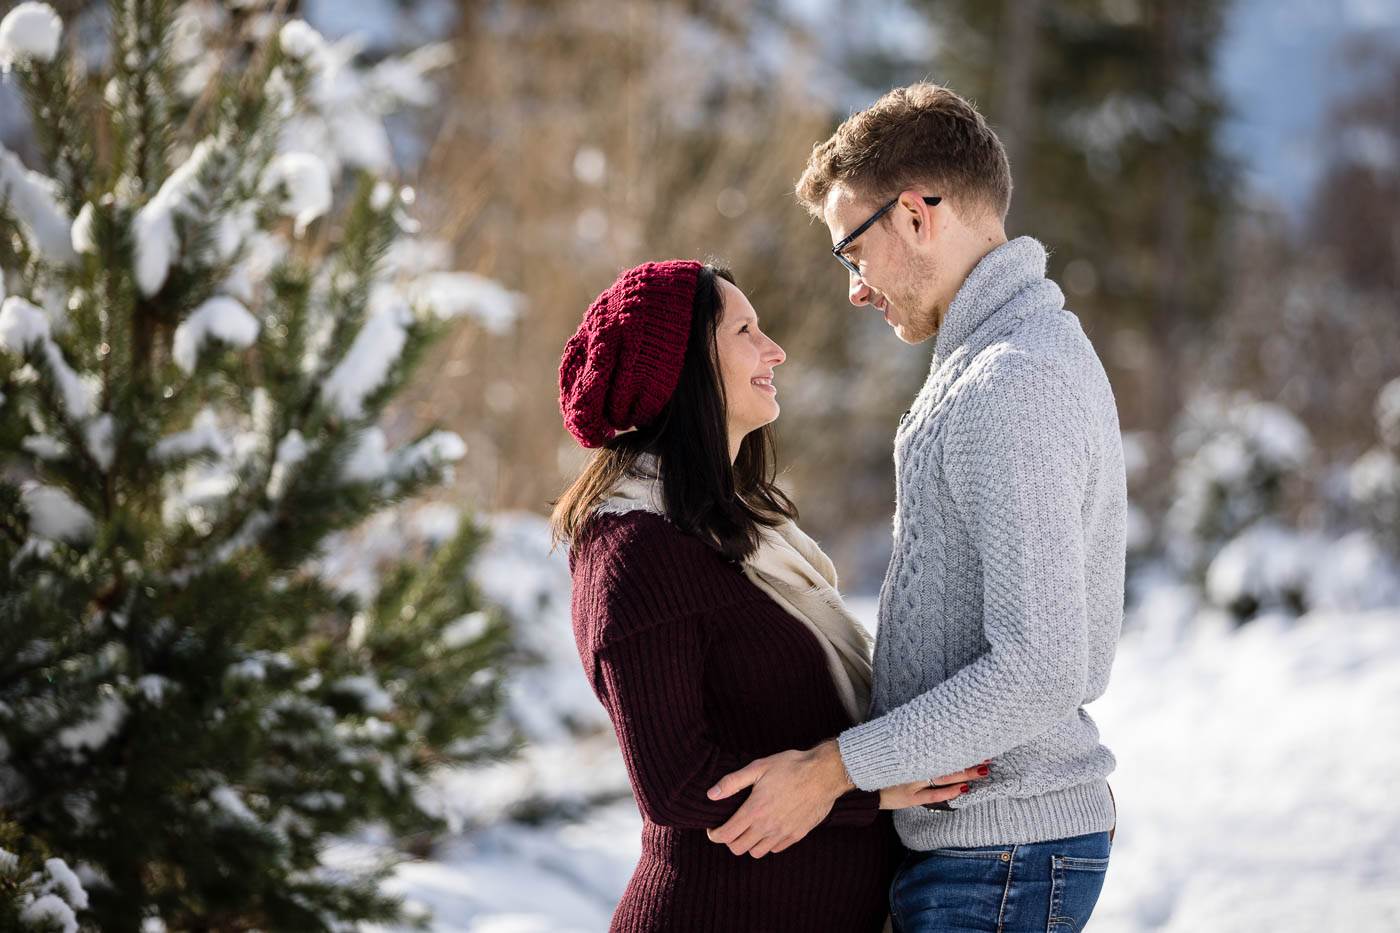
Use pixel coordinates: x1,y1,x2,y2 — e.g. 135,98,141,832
878,762,990,810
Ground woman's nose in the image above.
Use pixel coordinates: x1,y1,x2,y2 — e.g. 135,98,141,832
767,338,786,366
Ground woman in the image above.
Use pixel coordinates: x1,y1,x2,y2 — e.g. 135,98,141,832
553,261,985,932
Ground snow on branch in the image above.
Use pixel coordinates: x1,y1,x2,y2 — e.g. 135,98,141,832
259,151,332,238
410,271,523,334
171,296,260,373
19,481,95,543
0,2,63,73
321,304,412,420
131,138,219,297
0,296,96,421
0,143,76,263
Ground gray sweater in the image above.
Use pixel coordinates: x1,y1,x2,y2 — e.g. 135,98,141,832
837,236,1125,850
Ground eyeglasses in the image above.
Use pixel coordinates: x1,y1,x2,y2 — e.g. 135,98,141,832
831,195,941,276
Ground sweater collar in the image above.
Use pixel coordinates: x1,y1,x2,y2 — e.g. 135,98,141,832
932,236,1052,367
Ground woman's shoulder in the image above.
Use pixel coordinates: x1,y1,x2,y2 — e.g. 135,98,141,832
574,509,709,567
570,510,752,644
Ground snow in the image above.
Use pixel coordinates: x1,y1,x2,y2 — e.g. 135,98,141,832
0,295,47,347
330,675,393,714
70,201,96,254
152,407,229,461
441,612,489,649
0,297,97,420
20,482,95,542
0,144,76,263
135,674,172,704
270,18,453,177
327,516,1400,932
54,693,126,754
398,430,467,476
210,785,258,825
268,429,311,499
1377,376,1400,449
19,893,77,933
19,434,63,458
42,858,88,910
85,412,113,470
259,152,332,237
131,138,217,297
342,426,391,482
278,19,326,61
410,272,524,334
171,295,260,373
1307,531,1400,612
1204,522,1313,614
321,306,412,419
0,3,63,72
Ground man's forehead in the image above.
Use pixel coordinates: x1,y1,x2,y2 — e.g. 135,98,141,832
823,185,870,243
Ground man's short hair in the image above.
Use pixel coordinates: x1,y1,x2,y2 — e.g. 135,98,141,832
796,82,1012,223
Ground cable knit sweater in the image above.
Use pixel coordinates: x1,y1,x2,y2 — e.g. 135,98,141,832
837,236,1126,850
571,510,899,932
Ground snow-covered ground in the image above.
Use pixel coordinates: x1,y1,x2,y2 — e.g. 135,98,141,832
333,515,1400,932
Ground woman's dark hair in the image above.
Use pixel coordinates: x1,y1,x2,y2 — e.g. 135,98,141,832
551,264,795,562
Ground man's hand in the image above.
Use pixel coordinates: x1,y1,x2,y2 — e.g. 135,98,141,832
704,739,851,859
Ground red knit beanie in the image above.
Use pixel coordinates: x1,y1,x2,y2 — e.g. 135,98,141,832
559,260,701,448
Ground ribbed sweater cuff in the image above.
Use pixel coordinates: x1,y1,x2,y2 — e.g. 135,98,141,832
837,717,906,791
895,779,1116,849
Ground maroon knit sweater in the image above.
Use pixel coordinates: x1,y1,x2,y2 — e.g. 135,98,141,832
570,510,899,933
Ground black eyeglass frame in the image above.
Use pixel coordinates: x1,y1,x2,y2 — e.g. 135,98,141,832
831,195,942,276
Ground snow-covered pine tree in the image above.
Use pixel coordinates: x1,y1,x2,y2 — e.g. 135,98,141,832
0,3,512,930
1162,392,1313,581
1352,377,1400,560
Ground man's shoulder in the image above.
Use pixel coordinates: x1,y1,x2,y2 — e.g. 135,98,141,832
965,310,1112,411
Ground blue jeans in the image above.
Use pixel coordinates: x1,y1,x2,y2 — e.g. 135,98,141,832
890,831,1112,933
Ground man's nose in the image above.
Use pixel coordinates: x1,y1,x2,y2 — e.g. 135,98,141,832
848,271,872,307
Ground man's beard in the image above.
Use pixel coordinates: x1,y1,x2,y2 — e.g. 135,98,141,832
891,246,943,344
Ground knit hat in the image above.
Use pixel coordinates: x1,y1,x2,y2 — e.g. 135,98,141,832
559,260,701,448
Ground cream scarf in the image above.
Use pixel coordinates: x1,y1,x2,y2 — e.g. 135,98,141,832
595,459,874,722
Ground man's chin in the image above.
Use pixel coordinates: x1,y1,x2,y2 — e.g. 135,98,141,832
892,321,937,345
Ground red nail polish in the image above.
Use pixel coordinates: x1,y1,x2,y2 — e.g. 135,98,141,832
977,766,990,776
983,759,991,764
959,784,971,793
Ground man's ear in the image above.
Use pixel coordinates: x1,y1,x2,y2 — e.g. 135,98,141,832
900,190,934,240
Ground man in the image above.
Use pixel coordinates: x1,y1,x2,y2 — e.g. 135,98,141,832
705,83,1125,931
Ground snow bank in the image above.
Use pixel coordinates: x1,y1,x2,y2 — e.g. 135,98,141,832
343,513,1400,931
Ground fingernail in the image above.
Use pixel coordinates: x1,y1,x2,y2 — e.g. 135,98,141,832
706,787,720,799
977,766,990,776
983,759,991,764
959,784,971,793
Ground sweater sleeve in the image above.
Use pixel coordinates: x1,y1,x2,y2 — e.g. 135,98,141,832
838,353,1093,790
596,612,881,829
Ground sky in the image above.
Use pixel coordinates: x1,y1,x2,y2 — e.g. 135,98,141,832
1215,0,1400,217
